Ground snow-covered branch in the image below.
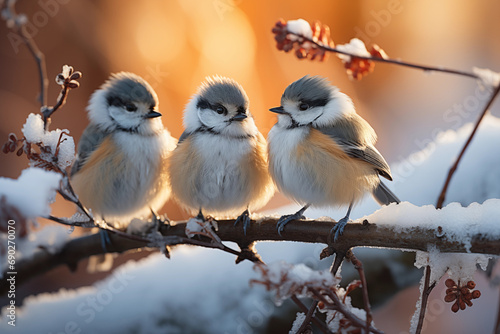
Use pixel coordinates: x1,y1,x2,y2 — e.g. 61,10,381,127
3,203,500,295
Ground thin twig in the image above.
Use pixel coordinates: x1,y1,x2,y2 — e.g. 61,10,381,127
291,295,331,334
436,83,500,208
310,288,384,334
495,289,500,334
347,250,373,334
41,84,69,127
415,265,436,334
2,0,48,107
297,300,319,334
288,32,480,80
330,251,346,275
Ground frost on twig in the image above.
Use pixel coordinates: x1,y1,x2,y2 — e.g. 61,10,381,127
185,216,220,243
42,65,82,129
472,67,500,91
21,113,75,171
336,38,388,80
272,18,334,62
0,168,61,222
251,261,340,306
250,261,382,333
0,168,63,274
409,249,489,333
414,248,489,285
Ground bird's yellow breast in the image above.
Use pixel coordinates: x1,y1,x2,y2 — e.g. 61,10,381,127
292,128,379,206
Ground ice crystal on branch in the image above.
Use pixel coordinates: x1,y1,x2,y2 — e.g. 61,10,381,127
19,113,75,171
0,168,61,222
472,67,500,91
336,39,388,80
251,261,339,305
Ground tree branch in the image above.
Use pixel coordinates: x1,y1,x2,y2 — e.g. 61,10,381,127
1,0,48,107
3,217,500,295
279,24,480,80
291,295,331,334
310,288,384,334
415,265,436,334
436,83,500,208
346,250,373,334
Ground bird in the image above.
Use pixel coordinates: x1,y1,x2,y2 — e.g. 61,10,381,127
267,75,399,241
168,76,274,234
71,72,176,228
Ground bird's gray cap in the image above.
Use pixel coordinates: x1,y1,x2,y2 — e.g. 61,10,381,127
282,75,333,105
198,75,248,107
102,72,158,106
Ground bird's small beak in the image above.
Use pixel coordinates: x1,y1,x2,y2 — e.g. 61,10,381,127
269,106,286,114
145,110,162,118
231,113,247,122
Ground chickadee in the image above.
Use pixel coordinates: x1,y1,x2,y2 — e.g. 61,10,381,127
268,75,399,240
168,76,274,233
71,72,176,226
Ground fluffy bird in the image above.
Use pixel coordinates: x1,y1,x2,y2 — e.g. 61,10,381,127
267,75,399,240
168,76,274,233
71,72,176,226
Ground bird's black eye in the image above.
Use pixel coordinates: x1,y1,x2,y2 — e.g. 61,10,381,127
299,103,309,111
215,105,227,115
125,103,137,112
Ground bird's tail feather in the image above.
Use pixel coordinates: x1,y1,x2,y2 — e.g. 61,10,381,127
373,181,400,206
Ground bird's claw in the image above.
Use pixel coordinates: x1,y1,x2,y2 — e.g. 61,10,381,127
276,213,305,236
99,228,112,252
329,217,350,243
234,210,251,235
151,208,170,230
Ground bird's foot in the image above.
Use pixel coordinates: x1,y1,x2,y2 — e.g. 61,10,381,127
151,208,170,231
99,227,112,252
234,209,251,235
276,211,305,236
329,216,351,243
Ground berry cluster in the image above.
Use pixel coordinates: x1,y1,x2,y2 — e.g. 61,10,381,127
444,279,481,313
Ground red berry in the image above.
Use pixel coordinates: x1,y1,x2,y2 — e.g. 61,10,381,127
445,279,456,288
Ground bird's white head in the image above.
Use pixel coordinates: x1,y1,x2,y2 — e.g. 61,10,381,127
87,72,163,135
270,75,355,128
184,75,257,138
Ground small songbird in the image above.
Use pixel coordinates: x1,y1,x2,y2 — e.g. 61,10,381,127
168,76,274,233
71,72,176,226
268,75,399,240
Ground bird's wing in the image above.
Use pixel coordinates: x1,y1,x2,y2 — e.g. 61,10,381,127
314,125,393,181
71,124,110,176
177,130,192,145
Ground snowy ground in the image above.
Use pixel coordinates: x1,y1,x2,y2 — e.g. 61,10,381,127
1,115,500,333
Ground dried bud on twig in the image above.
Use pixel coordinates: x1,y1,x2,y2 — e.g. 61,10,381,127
272,18,389,80
55,65,82,89
272,18,334,62
2,132,25,156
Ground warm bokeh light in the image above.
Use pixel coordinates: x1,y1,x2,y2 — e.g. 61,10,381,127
2,0,500,230
134,3,187,64
1,1,500,332
198,9,256,79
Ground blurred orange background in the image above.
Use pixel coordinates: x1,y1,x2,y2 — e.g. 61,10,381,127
1,1,500,331
2,0,500,220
